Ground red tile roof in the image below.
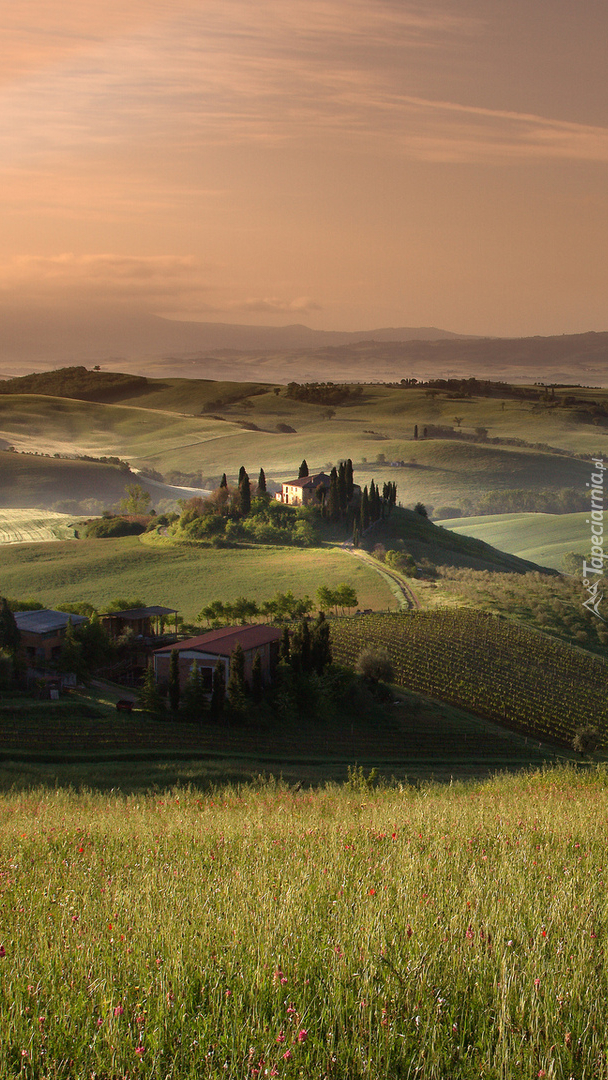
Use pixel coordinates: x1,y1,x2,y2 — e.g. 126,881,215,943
154,624,282,656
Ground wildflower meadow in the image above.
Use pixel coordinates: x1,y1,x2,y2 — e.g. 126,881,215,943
2,766,608,1079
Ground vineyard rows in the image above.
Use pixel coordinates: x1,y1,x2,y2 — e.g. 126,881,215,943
330,610,608,746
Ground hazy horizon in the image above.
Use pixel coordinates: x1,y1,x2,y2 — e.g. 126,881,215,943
2,1,608,344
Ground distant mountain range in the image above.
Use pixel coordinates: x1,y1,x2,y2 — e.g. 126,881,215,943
1,306,607,385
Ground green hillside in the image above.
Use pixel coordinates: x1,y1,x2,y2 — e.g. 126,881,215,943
0,536,394,621
437,512,590,571
0,450,148,512
364,505,549,574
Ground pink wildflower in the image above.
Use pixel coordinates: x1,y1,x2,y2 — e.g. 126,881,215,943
282,1050,292,1061
114,1005,124,1017
297,1029,308,1043
276,1032,286,1044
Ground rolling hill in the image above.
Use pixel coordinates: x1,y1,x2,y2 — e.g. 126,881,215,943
436,512,590,571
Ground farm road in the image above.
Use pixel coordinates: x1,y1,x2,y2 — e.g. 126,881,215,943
342,546,421,611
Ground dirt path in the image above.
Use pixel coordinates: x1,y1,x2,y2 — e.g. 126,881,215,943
341,545,422,610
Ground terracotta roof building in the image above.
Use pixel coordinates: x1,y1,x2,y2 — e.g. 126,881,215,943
154,624,282,693
275,471,331,506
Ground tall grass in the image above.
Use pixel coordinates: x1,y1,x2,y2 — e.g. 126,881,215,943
1,767,608,1077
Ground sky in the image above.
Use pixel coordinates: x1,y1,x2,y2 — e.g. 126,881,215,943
2,0,608,338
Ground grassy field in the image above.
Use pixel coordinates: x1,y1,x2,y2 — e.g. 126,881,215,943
437,512,590,570
1,767,608,1078
0,382,600,512
0,535,393,620
0,509,80,544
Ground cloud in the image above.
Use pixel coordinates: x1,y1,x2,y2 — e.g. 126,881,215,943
0,253,320,317
1,0,607,170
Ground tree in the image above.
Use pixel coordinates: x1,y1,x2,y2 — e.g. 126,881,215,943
360,486,370,530
298,459,309,478
210,658,226,719
57,618,85,680
311,612,332,675
182,661,207,720
227,642,247,711
345,458,354,501
251,652,263,704
338,460,347,514
316,585,333,613
414,502,428,517
414,424,418,440
238,465,247,484
0,598,20,656
355,647,394,684
239,471,251,516
279,625,290,664
335,583,358,614
138,663,164,714
257,467,267,495
326,467,340,522
119,484,152,515
168,649,181,714
220,473,228,489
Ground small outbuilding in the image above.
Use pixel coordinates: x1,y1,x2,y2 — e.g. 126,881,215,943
101,606,178,641
154,624,282,693
15,609,89,688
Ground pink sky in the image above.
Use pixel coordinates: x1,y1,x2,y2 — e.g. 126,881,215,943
2,0,607,336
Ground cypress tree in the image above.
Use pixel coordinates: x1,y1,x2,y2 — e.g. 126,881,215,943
251,652,263,704
182,661,206,720
327,466,340,522
257,467,267,495
210,658,225,719
300,619,312,674
279,625,290,664
168,649,180,714
414,424,418,439
345,458,354,501
311,612,332,675
298,459,309,478
338,460,347,514
138,663,164,714
239,472,251,516
0,598,20,656
238,465,247,484
361,486,370,530
220,473,228,489
227,642,247,713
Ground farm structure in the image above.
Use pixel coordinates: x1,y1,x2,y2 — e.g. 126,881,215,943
101,606,178,641
275,472,331,507
154,625,281,694
14,609,88,687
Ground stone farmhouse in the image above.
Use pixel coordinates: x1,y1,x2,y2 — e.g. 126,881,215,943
275,471,331,507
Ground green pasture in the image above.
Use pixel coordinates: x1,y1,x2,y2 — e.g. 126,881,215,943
0,378,603,518
0,535,393,620
1,768,608,1078
437,511,591,571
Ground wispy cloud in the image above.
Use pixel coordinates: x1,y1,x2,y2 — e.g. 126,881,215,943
0,253,320,317
2,0,606,169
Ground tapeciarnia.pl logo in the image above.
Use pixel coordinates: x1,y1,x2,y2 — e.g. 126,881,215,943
582,457,606,620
